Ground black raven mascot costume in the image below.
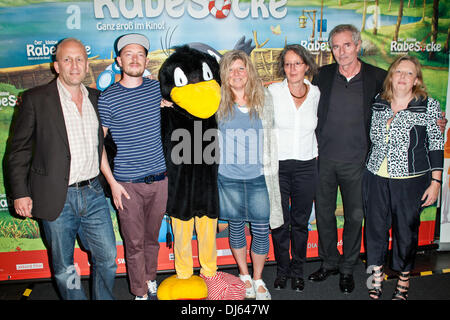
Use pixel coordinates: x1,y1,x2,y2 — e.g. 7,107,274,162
156,45,245,300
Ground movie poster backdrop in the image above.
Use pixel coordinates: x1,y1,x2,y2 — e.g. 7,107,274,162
0,0,448,280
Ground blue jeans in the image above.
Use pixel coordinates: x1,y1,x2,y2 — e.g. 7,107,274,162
218,174,270,223
41,177,117,300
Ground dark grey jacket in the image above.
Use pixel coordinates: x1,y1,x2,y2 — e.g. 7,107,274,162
312,60,387,155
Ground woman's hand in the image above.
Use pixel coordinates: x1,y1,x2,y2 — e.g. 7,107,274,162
421,181,441,207
145,74,157,80
161,99,174,108
437,111,447,134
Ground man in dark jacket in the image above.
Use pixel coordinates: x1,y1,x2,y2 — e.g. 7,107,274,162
8,38,117,299
309,24,447,294
308,24,387,294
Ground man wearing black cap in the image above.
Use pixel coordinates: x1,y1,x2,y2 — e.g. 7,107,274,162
99,33,168,300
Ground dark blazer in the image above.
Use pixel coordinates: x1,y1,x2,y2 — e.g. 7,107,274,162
313,60,387,151
7,79,103,221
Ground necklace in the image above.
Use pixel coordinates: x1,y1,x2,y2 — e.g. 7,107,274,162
289,83,308,99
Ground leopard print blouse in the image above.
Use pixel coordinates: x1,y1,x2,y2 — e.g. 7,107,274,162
366,94,444,178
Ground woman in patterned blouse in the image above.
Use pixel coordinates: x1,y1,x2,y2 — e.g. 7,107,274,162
363,55,444,300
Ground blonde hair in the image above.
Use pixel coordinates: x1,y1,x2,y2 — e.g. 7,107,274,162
381,54,427,102
217,50,264,120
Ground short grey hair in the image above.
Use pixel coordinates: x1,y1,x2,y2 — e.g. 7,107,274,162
328,24,361,47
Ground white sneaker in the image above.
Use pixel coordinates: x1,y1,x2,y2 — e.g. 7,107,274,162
239,274,256,299
147,280,158,300
253,279,271,300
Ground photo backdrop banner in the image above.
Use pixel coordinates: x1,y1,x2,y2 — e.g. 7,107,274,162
0,0,448,281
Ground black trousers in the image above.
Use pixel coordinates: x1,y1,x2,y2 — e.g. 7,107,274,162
315,158,364,274
271,159,318,278
362,170,428,272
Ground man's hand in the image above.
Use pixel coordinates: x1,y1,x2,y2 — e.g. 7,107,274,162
437,111,447,134
111,182,130,211
14,197,33,218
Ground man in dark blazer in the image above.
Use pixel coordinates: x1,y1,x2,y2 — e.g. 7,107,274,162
308,25,387,294
7,38,117,299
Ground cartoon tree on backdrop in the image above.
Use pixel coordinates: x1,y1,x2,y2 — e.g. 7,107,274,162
445,26,449,53
361,0,368,32
429,0,439,60
421,0,427,22
393,0,404,41
373,0,379,35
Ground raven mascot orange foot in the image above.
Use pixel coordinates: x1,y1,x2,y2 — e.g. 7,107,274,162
156,45,245,300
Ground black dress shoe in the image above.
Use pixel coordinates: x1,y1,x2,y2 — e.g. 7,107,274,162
339,273,355,294
291,277,305,292
273,276,288,289
308,267,339,282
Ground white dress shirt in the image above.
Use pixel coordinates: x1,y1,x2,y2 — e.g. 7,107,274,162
57,79,99,185
268,78,320,161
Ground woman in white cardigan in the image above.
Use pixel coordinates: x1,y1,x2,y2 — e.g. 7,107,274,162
268,44,320,292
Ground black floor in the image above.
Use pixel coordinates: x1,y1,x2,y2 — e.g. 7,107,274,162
1,249,450,301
